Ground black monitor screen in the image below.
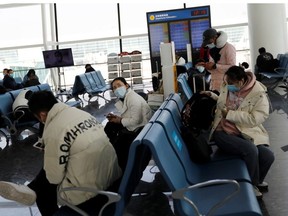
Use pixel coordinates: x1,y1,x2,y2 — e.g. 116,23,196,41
169,20,190,51
149,23,169,57
190,18,210,49
42,48,74,68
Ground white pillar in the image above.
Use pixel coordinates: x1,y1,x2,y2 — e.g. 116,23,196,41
247,3,288,68
160,42,177,98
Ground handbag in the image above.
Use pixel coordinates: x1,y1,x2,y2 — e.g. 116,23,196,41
180,125,212,163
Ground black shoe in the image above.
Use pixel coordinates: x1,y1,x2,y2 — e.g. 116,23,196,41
253,186,263,200
257,181,268,192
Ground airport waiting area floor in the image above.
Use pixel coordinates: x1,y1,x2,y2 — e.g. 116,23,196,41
1,78,288,215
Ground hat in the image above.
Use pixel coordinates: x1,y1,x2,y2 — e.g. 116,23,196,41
202,28,217,46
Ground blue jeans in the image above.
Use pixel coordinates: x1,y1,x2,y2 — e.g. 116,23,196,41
213,131,275,185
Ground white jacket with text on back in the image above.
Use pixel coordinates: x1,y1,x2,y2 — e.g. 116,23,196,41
43,102,122,205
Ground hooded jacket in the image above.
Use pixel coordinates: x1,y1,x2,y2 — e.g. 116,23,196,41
114,88,152,131
209,72,270,145
43,102,122,205
207,31,236,91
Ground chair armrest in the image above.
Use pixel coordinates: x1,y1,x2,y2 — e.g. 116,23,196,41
57,186,121,216
1,114,17,135
13,109,25,121
274,67,288,74
172,179,240,216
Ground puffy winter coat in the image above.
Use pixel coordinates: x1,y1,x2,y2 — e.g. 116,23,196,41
207,31,236,91
209,78,270,145
114,88,152,131
43,103,122,205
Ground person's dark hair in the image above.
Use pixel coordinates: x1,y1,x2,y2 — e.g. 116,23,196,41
85,64,91,69
28,90,58,115
225,66,248,83
195,58,205,64
85,64,95,72
259,47,266,54
241,62,249,69
27,69,36,77
110,77,130,89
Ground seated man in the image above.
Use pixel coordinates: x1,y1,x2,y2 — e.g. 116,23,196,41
0,90,122,216
256,47,279,73
3,69,23,90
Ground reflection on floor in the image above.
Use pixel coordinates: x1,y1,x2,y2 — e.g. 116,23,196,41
1,80,288,215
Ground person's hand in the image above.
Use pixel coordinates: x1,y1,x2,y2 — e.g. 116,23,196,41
106,113,122,124
221,107,228,118
200,91,212,97
205,62,215,70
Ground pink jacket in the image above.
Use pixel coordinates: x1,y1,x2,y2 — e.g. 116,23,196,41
207,32,236,91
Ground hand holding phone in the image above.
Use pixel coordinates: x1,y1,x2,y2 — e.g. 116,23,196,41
105,113,116,121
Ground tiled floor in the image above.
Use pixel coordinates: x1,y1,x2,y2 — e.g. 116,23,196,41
1,79,288,215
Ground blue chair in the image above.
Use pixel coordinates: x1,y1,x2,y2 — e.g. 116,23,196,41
142,122,262,216
154,110,251,183
72,73,110,103
169,93,184,112
177,73,193,104
259,54,288,89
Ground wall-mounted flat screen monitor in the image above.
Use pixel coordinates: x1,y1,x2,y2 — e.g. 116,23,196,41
43,48,74,68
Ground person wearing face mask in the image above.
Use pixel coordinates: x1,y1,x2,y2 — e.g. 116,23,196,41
104,77,152,171
201,66,274,200
187,58,210,93
3,69,23,90
0,90,122,215
199,28,236,92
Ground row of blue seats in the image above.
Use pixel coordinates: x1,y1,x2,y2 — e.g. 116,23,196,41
71,70,111,103
57,93,262,216
258,53,288,89
140,93,262,216
177,73,193,104
0,83,81,147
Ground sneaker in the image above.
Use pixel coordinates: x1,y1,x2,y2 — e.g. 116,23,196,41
253,186,263,200
0,181,36,206
257,181,268,192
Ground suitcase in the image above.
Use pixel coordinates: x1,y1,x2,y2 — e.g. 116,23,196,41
189,72,207,93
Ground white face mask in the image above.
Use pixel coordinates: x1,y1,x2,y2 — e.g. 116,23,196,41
196,66,205,73
114,86,127,98
206,43,216,49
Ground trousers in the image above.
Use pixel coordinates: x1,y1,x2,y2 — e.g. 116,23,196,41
104,122,141,172
28,168,121,216
213,131,275,185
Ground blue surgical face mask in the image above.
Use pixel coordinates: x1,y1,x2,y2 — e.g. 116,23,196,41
227,85,240,92
206,43,216,49
196,66,205,73
114,86,127,98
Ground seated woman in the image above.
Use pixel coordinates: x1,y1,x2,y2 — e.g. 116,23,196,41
23,69,40,87
104,77,152,171
203,65,275,199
